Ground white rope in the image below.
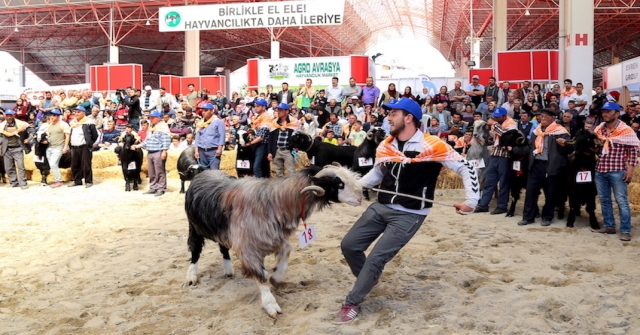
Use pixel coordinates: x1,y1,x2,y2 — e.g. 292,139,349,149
371,188,473,215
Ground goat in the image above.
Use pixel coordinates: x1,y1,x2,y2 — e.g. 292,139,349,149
184,165,363,319
288,132,357,168
236,129,256,178
115,133,143,191
34,133,71,186
352,127,386,200
466,120,491,189
177,147,205,193
565,129,601,229
499,129,531,217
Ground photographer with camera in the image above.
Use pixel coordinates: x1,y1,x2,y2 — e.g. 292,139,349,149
124,88,142,131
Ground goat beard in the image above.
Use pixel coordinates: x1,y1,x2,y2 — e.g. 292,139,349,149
390,121,405,137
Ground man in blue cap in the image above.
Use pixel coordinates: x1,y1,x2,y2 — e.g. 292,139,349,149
0,109,29,189
68,106,99,188
132,110,171,196
36,109,71,188
243,98,272,178
474,106,518,214
334,97,479,324
592,102,640,241
268,103,297,177
194,103,225,170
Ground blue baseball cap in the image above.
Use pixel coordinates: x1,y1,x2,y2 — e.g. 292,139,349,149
4,109,15,115
74,106,87,113
491,107,508,118
600,102,621,111
49,109,62,115
148,110,163,118
255,99,268,107
382,97,422,121
200,103,214,110
276,103,289,110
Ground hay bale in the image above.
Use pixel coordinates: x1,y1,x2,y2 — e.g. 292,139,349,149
93,166,124,180
436,169,464,189
220,150,238,177
628,182,640,208
167,169,180,179
24,152,37,171
30,168,73,183
92,150,118,170
141,150,181,174
632,162,640,183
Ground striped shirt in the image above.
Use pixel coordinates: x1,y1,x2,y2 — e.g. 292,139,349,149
141,129,171,152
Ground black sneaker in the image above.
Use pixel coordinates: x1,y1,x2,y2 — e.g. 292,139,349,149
143,189,157,195
490,208,507,215
541,220,552,226
474,206,489,213
517,220,534,226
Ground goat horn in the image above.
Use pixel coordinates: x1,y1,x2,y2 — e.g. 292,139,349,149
301,185,325,196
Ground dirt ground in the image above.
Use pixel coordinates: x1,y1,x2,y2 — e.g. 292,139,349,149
1,178,639,335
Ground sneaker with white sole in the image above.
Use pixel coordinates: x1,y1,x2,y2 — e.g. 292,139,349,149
334,304,359,324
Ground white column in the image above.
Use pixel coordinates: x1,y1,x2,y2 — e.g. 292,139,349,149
564,0,594,95
271,41,280,60
85,63,91,83
184,30,200,76
456,57,470,77
492,0,507,67
109,45,119,64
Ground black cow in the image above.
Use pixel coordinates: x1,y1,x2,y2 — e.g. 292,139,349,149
288,132,357,168
34,133,71,186
565,129,601,229
352,127,386,200
115,133,143,191
0,158,6,183
177,146,205,193
500,129,531,217
236,129,255,178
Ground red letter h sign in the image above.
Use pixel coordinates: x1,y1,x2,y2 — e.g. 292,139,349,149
575,33,588,46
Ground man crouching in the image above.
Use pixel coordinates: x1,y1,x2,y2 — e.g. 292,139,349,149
334,98,480,324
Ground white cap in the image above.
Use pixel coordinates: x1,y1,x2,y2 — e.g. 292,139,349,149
144,85,152,91
351,95,359,100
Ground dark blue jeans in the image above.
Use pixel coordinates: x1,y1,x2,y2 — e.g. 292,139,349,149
595,171,631,233
253,143,268,178
198,148,220,170
477,156,510,210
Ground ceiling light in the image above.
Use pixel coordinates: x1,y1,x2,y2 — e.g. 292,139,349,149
525,9,530,16
146,20,150,26
14,27,18,32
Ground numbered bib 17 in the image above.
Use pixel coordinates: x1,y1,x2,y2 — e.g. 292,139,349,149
576,171,592,183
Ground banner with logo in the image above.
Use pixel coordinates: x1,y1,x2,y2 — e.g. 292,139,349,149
159,0,345,32
257,57,351,89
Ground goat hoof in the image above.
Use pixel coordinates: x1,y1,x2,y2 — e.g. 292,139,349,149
505,213,514,218
264,303,282,319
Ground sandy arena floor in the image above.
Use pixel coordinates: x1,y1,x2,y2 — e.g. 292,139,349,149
1,178,639,335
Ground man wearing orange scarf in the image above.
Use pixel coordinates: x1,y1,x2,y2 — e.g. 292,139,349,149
243,99,271,178
592,102,640,241
474,107,517,214
516,108,571,227
334,98,479,324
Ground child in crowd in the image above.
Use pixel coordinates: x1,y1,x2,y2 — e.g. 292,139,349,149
323,130,338,145
426,118,444,137
348,121,367,146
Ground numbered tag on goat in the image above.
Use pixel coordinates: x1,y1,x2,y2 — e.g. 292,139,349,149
236,160,250,169
33,155,45,163
298,225,317,248
358,157,373,167
469,159,485,169
127,161,136,170
512,161,521,171
576,171,592,183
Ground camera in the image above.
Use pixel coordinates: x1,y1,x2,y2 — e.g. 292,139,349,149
115,89,126,98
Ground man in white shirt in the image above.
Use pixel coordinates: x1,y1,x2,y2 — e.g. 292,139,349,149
571,82,591,116
326,76,343,103
465,75,485,107
501,92,516,116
